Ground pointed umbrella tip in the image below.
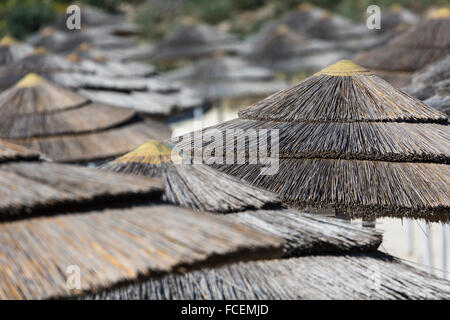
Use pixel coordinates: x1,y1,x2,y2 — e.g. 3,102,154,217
115,140,184,165
16,73,46,88
315,60,372,76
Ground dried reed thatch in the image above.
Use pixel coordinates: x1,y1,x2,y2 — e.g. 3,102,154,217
87,252,450,300
0,161,163,221
152,18,239,61
0,74,171,162
378,5,419,33
224,209,382,257
405,53,450,115
0,204,282,299
165,55,288,100
245,24,349,73
279,3,326,32
0,36,34,66
0,139,40,163
79,87,203,116
0,47,92,89
174,60,450,222
26,27,89,53
355,8,450,85
101,141,280,213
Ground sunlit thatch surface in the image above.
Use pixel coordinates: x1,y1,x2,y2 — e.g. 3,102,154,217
0,74,171,162
245,25,349,74
224,209,382,257
174,60,449,222
101,141,280,213
405,53,450,115
0,139,40,163
356,8,450,86
165,55,288,100
0,36,34,66
0,204,282,299
86,252,450,300
152,19,240,62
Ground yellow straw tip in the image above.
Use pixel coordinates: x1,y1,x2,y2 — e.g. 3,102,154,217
315,60,372,76
0,35,18,46
427,7,450,19
388,4,403,13
298,3,313,11
16,73,46,88
116,141,183,165
276,24,290,35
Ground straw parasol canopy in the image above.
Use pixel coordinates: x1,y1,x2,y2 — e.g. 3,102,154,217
0,47,93,90
0,203,282,299
279,2,326,32
27,26,89,53
164,54,288,100
152,18,240,61
0,36,34,66
378,4,419,33
90,251,450,300
175,60,450,222
405,53,450,115
245,24,349,74
355,7,450,86
101,140,280,213
0,74,171,162
0,139,40,163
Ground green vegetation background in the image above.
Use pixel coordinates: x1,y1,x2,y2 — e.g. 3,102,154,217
0,0,447,39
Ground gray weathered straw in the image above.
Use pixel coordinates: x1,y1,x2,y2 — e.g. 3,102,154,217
0,74,171,162
174,60,450,222
165,55,288,100
355,9,450,86
405,53,450,115
0,139,40,163
85,252,450,300
0,36,34,66
101,141,280,213
26,27,89,53
152,19,239,61
0,204,282,299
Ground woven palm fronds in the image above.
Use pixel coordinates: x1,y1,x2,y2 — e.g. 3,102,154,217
173,60,450,222
355,10,450,83
152,19,239,61
101,141,280,213
26,26,89,53
88,252,450,300
0,74,171,162
245,24,349,73
165,55,288,100
224,209,382,257
0,161,163,221
0,204,282,299
0,36,34,66
0,139,40,163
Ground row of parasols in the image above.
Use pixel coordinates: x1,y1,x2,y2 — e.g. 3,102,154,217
0,4,448,299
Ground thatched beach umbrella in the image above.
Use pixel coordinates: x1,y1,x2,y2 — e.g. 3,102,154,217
379,4,419,33
175,60,450,222
0,47,92,90
101,140,279,213
0,74,171,162
165,54,288,101
405,53,450,115
26,26,89,53
152,18,240,62
0,203,282,299
245,24,349,76
355,7,450,87
0,36,33,66
89,251,450,300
